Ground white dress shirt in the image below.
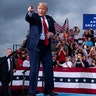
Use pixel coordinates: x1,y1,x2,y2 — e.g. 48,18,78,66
7,58,11,71
40,16,49,40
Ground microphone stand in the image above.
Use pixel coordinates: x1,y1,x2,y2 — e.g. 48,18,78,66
22,67,44,96
22,67,30,96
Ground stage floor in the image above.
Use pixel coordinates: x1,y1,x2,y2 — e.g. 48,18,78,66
9,91,96,96
36,92,96,96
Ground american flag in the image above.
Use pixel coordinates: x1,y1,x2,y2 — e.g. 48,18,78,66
0,67,96,94
54,18,69,33
54,22,63,33
63,18,69,31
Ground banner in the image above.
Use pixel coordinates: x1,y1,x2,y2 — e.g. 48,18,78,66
83,14,96,30
0,67,96,94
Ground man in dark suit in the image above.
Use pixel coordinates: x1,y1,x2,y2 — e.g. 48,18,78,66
0,48,16,96
25,2,57,96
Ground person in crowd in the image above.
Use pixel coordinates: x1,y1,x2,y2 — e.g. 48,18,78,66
83,37,94,47
53,33,60,43
73,26,80,43
82,56,89,67
86,55,92,67
65,38,74,56
52,54,58,67
90,29,95,44
61,56,73,68
0,48,16,96
57,45,67,64
71,42,79,56
58,31,64,40
89,59,96,67
88,46,96,60
16,55,23,68
25,2,57,96
15,47,28,68
51,51,62,67
82,29,94,40
67,38,74,56
69,29,74,39
94,38,96,46
64,30,70,40
22,55,30,67
74,53,85,68
55,39,69,55
82,44,88,56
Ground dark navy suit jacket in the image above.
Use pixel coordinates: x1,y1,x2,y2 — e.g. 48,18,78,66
25,12,55,52
0,56,16,82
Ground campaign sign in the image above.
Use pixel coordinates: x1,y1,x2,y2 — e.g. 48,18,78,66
83,14,96,30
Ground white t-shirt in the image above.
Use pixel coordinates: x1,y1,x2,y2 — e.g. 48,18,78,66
62,61,73,68
22,60,30,67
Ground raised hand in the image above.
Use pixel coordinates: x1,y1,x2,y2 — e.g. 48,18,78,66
28,5,34,12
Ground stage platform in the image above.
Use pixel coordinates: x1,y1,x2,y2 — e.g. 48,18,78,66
36,92,96,96
12,92,96,96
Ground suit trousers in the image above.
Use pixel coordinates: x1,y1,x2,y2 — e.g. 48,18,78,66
0,71,11,96
28,40,54,94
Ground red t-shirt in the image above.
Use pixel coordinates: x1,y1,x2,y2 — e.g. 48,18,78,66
58,51,66,63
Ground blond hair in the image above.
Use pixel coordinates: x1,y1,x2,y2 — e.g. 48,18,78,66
38,2,48,10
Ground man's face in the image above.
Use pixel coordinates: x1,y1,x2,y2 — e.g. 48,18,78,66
6,49,12,56
37,4,48,16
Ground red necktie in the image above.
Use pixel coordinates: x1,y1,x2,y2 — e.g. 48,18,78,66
42,17,49,46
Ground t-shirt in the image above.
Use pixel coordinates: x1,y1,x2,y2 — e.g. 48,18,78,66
62,61,73,68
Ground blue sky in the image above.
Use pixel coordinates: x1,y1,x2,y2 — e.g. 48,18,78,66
0,0,96,56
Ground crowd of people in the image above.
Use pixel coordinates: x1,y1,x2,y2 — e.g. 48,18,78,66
51,27,96,68
14,27,96,69
0,28,95,95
